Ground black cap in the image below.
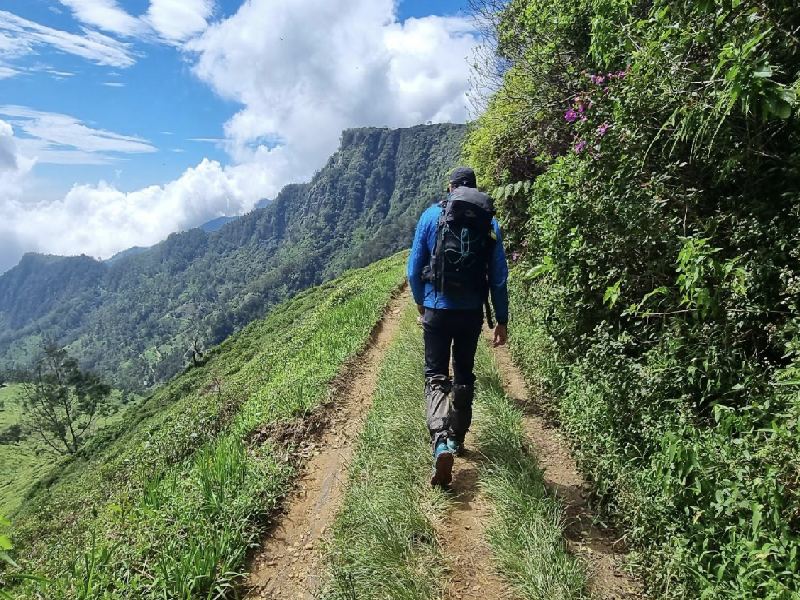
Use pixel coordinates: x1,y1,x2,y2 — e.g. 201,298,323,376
449,166,477,188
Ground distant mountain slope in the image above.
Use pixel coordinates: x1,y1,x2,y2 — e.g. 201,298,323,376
199,216,237,232
0,123,465,390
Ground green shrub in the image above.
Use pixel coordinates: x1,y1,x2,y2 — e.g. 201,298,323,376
468,0,800,596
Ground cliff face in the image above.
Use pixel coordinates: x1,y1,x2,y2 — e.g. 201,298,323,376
0,123,466,389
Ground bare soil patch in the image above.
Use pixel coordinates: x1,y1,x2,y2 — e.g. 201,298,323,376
245,287,410,599
490,342,644,599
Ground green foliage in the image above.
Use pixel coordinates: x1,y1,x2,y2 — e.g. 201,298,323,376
6,254,406,599
20,345,112,455
0,124,465,392
469,0,800,597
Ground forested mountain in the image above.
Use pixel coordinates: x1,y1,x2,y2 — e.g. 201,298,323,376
0,123,464,390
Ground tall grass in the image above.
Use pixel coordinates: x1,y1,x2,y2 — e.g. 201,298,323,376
324,305,445,600
472,343,588,599
7,253,407,599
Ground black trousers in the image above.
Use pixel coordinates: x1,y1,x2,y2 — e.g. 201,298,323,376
423,308,483,449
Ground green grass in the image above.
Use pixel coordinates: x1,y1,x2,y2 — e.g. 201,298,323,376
324,304,446,600
471,342,588,599
0,385,135,517
324,306,588,600
0,384,52,517
3,253,407,599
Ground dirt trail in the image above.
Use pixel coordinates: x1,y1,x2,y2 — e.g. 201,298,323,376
490,342,643,599
245,287,410,600
440,450,515,600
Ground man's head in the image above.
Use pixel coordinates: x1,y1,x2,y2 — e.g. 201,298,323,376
448,166,477,192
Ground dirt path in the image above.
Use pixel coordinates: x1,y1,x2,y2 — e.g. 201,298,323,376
245,287,410,600
490,342,643,599
440,450,515,600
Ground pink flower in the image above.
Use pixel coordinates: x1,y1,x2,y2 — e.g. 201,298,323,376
574,139,587,153
564,108,579,123
597,122,610,136
512,252,520,262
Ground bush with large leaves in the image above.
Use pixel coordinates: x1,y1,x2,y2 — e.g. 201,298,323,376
468,0,800,596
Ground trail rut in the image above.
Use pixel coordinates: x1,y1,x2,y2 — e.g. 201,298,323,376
245,287,410,600
439,449,515,600
491,342,643,599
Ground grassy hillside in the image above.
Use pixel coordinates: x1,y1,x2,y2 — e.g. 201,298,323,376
0,384,135,517
0,385,56,517
0,123,465,391
2,253,406,599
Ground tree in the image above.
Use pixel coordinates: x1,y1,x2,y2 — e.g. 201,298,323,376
185,336,205,368
21,345,111,455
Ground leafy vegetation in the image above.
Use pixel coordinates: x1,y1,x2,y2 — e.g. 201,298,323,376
0,124,465,391
0,385,57,517
2,254,406,599
20,345,112,455
467,0,800,597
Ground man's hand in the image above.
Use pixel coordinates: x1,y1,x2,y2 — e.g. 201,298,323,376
417,304,425,316
493,323,508,347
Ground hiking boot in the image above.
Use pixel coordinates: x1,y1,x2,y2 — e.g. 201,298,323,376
430,442,454,487
447,438,465,457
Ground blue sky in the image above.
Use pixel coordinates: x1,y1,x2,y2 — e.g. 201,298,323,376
0,0,479,272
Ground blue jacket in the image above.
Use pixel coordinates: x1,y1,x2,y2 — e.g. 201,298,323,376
407,202,509,324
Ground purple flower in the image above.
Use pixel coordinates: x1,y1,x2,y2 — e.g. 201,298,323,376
589,74,605,85
564,108,579,123
577,103,586,114
574,139,587,153
511,252,520,262
597,122,610,137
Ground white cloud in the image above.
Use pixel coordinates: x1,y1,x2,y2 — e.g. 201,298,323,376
0,105,156,165
57,0,144,37
1,1,479,272
0,156,282,270
0,10,135,70
145,0,214,42
190,0,476,175
0,119,18,171
102,81,125,87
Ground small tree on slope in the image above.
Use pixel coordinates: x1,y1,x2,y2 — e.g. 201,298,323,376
21,344,111,455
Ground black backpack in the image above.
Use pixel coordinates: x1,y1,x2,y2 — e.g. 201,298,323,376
423,186,496,308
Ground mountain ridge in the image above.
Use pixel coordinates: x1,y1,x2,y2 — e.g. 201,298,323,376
0,123,466,390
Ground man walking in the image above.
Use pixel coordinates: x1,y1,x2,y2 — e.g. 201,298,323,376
407,166,509,487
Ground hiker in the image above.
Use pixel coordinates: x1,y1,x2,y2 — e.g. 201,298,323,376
407,166,509,487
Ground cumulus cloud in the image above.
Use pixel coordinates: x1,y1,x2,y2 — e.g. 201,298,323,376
1,155,286,268
1,0,479,272
0,10,135,68
57,0,144,36
0,105,156,165
145,0,214,42
0,119,19,171
190,0,476,175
